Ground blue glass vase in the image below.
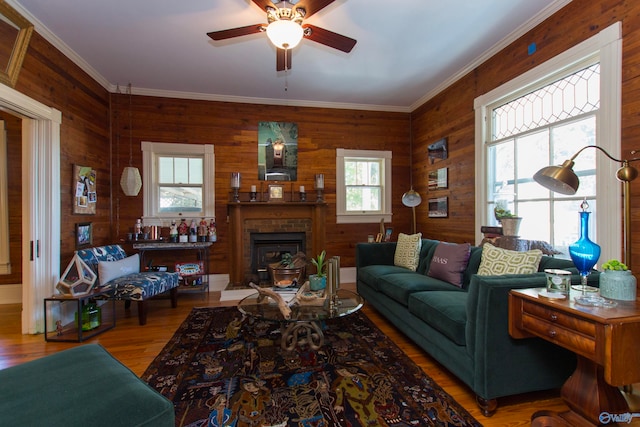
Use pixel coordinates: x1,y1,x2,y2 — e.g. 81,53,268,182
568,210,600,292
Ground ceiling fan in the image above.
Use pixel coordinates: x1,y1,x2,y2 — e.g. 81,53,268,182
207,0,357,71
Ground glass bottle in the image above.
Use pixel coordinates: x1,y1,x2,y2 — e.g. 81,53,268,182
568,200,600,292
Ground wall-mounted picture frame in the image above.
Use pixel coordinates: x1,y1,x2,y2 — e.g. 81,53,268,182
76,222,92,249
268,184,284,201
428,138,448,164
428,168,448,190
73,164,96,214
428,197,448,218
258,121,298,181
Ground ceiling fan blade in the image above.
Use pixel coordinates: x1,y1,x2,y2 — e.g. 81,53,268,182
251,0,277,12
303,24,356,53
294,0,335,18
276,48,293,71
207,24,265,41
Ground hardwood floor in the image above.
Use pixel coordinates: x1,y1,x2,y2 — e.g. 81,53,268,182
1,286,638,426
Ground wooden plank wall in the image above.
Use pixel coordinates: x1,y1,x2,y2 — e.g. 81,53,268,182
410,0,640,272
111,96,411,272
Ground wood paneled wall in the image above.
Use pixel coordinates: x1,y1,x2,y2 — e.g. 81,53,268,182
411,0,640,272
111,96,411,271
5,0,640,284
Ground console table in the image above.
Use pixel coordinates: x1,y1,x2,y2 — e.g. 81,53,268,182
133,241,212,295
509,288,640,426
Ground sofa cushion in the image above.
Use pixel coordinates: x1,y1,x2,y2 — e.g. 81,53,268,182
98,254,140,286
103,271,180,300
358,265,419,291
408,291,468,346
377,273,465,306
394,233,422,271
427,242,471,287
477,243,542,276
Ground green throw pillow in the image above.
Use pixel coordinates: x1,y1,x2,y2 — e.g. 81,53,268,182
394,232,422,271
477,243,542,275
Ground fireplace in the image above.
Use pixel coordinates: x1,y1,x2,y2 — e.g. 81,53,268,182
227,202,326,286
250,232,306,283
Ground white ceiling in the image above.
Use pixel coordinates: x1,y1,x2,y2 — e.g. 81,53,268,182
11,0,569,112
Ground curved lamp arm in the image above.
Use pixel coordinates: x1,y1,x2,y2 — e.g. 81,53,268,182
533,145,640,265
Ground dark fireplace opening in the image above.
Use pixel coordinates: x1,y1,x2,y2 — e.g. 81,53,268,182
250,232,306,284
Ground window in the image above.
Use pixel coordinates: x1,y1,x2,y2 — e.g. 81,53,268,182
474,23,622,260
142,142,215,224
336,148,392,224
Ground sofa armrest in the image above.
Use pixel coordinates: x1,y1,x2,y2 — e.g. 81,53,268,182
465,273,578,400
355,242,397,269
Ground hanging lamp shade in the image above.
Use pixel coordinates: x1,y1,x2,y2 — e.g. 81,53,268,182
120,166,142,196
266,19,304,49
402,188,422,207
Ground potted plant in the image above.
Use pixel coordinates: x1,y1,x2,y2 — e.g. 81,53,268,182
309,250,327,291
599,259,637,301
494,205,522,237
268,252,306,287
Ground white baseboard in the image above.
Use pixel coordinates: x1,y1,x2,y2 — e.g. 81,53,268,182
0,283,22,304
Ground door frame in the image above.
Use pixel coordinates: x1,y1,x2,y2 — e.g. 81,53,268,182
0,83,61,334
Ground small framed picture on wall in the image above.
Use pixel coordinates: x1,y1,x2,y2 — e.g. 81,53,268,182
76,222,92,249
428,197,448,218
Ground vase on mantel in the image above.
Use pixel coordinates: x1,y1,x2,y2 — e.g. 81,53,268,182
599,270,637,301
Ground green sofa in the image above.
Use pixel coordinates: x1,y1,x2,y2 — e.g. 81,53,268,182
0,344,175,426
356,239,589,416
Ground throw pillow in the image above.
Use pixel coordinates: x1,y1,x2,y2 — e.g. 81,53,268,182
98,254,140,286
394,232,422,271
477,243,542,275
427,242,471,287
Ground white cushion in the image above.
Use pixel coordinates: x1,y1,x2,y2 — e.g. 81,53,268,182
98,254,140,286
477,243,542,276
394,233,422,271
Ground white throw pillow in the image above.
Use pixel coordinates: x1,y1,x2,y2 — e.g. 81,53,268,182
394,232,422,271
477,243,542,275
98,254,140,286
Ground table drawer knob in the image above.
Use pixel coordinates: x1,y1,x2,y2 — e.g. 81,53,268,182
550,314,558,322
548,329,557,338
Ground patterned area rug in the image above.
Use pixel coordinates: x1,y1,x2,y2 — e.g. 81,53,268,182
142,307,482,427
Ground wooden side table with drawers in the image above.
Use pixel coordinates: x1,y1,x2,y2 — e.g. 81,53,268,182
509,288,640,426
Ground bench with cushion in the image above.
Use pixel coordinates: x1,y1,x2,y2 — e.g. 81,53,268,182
0,344,175,426
76,244,179,325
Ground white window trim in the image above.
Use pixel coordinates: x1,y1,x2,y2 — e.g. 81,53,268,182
141,141,215,225
336,148,392,224
474,22,622,260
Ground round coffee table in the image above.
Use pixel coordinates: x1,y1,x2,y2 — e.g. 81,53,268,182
238,288,364,350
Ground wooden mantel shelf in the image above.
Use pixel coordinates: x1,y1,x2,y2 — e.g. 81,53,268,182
227,202,326,285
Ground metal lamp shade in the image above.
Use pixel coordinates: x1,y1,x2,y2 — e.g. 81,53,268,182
401,188,422,207
532,160,579,195
120,166,142,196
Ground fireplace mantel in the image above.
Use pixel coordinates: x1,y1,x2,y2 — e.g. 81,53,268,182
228,202,326,285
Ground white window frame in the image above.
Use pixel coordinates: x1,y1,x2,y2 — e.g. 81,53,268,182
474,23,622,260
336,148,392,224
142,141,215,225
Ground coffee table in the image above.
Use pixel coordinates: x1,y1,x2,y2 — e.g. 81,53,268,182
238,288,364,350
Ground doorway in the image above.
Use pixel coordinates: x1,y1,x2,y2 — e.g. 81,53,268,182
0,83,61,334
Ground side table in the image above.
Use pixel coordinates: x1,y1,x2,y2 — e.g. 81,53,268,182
509,288,640,426
44,288,115,342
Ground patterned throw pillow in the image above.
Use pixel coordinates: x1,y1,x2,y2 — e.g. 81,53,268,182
477,243,542,276
427,242,471,287
98,253,140,286
394,232,423,271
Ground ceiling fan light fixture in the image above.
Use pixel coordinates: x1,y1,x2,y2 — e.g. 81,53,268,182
266,19,303,49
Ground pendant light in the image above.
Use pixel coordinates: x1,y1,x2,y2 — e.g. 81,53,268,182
120,83,142,196
402,116,421,234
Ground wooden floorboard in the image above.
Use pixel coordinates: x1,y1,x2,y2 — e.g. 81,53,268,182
1,284,638,426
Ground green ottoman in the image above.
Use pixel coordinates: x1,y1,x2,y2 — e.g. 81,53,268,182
0,344,174,426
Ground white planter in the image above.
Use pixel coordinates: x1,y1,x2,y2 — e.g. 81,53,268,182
599,270,637,301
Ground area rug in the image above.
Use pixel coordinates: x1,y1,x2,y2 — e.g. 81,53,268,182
142,306,482,427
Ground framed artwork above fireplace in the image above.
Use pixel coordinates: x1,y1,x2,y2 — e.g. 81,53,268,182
258,121,298,181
